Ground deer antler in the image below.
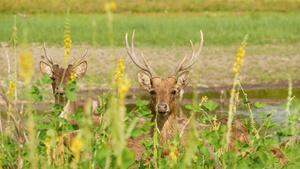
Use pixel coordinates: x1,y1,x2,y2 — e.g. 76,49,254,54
125,30,157,78
171,30,203,77
71,47,89,65
43,43,55,65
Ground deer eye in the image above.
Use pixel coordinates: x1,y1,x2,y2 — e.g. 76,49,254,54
150,90,156,95
50,77,55,80
171,90,177,95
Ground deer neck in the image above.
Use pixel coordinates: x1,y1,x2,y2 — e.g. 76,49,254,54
58,99,78,119
150,104,178,145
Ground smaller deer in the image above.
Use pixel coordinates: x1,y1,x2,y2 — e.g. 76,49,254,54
40,43,88,119
125,30,251,160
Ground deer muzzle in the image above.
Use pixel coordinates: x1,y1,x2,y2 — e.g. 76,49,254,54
157,103,170,114
56,86,66,96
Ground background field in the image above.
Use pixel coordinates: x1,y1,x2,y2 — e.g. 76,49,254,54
0,0,300,89
1,12,300,89
1,0,300,14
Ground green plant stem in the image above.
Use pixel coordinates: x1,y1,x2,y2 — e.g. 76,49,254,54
237,80,259,139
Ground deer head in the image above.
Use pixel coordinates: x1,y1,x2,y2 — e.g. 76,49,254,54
40,43,88,106
126,30,203,116
125,30,203,139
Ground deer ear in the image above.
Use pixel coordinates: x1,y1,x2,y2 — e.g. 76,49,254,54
177,71,189,90
138,70,151,91
40,61,53,77
75,61,87,79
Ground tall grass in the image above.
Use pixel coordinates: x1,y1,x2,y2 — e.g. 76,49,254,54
0,13,300,47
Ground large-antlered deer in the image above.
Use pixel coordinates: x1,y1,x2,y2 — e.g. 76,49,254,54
125,30,251,160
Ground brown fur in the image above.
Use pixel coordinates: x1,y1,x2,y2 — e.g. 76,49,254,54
40,61,89,145
128,73,253,161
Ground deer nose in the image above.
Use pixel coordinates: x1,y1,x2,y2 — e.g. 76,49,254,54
157,104,169,114
57,87,65,95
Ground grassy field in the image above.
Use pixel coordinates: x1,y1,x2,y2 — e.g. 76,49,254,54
0,13,300,47
1,0,300,14
0,13,300,88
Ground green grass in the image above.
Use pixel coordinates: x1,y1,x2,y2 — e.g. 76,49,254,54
0,13,300,47
1,0,300,14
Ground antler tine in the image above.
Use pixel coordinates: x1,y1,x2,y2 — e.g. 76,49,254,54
71,47,89,65
170,55,187,77
125,30,157,77
141,53,157,77
43,43,55,65
181,30,203,70
171,30,203,77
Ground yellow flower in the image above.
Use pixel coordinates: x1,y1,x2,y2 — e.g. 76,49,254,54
212,115,220,131
169,152,178,163
63,10,72,66
19,51,34,83
70,137,84,154
169,146,178,165
233,35,248,74
104,1,116,12
9,81,16,99
201,96,208,103
68,67,77,84
193,156,198,163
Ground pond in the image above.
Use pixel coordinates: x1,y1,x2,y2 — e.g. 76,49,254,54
1,87,299,129
127,87,300,129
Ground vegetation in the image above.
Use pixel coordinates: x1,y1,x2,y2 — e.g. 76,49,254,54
1,0,300,14
1,1,300,168
0,13,300,47
1,48,300,167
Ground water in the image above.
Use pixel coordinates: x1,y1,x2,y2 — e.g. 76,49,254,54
1,88,299,127
127,87,300,127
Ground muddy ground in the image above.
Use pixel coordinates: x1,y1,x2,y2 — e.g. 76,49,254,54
0,43,299,109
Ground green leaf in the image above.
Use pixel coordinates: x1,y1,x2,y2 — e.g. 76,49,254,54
288,114,299,121
258,150,268,164
131,127,141,138
41,73,52,84
264,119,271,128
241,98,251,105
185,104,194,110
66,90,76,102
203,100,218,111
136,97,148,107
67,82,79,91
260,111,267,119
254,102,267,109
30,86,42,102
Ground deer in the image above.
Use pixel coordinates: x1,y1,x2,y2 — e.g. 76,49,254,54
40,43,88,119
125,30,252,160
39,43,102,144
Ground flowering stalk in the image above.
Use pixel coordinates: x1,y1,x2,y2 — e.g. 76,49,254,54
19,51,34,85
225,35,248,152
106,59,131,168
63,9,72,66
12,15,18,101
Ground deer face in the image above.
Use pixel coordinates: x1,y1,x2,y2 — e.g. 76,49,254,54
40,61,87,103
138,70,189,116
39,43,88,105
